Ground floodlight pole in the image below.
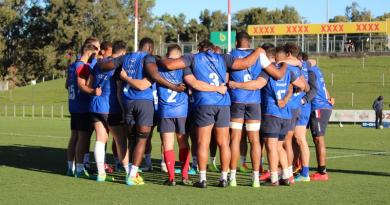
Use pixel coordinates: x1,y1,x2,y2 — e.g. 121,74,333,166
134,0,139,52
227,0,232,52
326,0,329,53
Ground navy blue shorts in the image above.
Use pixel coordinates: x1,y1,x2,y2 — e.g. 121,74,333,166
125,100,154,127
70,113,92,132
261,115,290,141
193,106,230,128
230,103,261,121
309,109,332,137
158,117,187,134
297,106,311,126
90,113,122,127
288,108,301,131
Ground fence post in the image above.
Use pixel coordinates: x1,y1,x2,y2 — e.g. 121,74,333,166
331,72,334,87
41,104,44,118
32,105,35,119
51,105,54,119
13,104,16,117
22,104,25,118
351,92,354,107
383,73,385,87
61,105,64,119
362,57,365,69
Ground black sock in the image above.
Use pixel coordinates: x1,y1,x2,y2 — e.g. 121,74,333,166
318,166,327,174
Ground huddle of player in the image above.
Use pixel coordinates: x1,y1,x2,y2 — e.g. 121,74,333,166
65,31,335,188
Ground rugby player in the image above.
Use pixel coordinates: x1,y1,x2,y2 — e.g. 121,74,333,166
159,39,278,188
66,43,101,178
308,63,335,181
293,52,316,182
261,46,306,186
87,41,128,182
153,44,192,186
283,43,310,183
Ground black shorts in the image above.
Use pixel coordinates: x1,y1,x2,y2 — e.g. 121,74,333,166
230,103,261,121
193,106,230,128
70,113,92,132
261,115,290,141
288,108,301,131
158,117,187,134
125,100,154,127
309,109,332,137
90,113,123,127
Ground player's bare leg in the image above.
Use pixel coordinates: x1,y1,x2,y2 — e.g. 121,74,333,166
294,126,310,181
229,118,244,186
265,138,279,185
128,125,151,179
110,125,129,175
283,130,294,180
195,124,213,187
245,120,261,187
277,140,290,185
208,130,218,172
214,126,231,187
66,130,78,175
239,133,249,172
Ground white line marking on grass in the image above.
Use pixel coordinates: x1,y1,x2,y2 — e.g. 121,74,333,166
327,152,388,159
0,132,68,139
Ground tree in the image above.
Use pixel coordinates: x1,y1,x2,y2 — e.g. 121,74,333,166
329,15,349,23
200,9,227,33
345,2,372,22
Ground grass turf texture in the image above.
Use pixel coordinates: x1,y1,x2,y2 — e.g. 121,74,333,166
0,117,389,205
0,56,389,112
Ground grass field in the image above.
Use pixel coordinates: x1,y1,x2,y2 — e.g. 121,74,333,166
0,117,389,205
0,56,389,112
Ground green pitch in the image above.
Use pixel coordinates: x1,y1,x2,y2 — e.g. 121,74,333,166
0,117,389,205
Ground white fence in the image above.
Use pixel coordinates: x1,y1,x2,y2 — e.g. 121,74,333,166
330,110,390,123
0,104,66,119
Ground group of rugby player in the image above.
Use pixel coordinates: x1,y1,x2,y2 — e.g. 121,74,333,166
66,31,334,188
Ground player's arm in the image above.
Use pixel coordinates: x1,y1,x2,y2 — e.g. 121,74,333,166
263,62,287,80
77,75,100,96
145,61,185,93
277,84,293,108
116,80,126,117
308,59,317,67
229,48,264,70
184,74,227,94
326,89,335,105
300,75,310,92
119,69,152,91
65,75,69,90
228,76,267,91
98,56,125,71
291,71,306,91
302,71,317,104
159,56,190,71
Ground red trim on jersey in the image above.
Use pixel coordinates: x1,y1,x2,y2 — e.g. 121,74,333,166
76,64,90,79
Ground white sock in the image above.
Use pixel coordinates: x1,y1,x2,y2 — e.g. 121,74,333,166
240,156,246,165
230,169,237,180
199,170,207,182
282,168,289,180
94,141,106,176
192,156,198,168
271,171,279,183
221,171,228,181
209,157,216,165
288,166,293,178
67,161,75,171
124,164,129,175
76,163,84,173
128,163,132,174
145,154,152,166
83,153,90,164
129,165,138,178
253,171,260,182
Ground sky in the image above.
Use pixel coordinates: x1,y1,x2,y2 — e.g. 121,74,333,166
153,0,390,23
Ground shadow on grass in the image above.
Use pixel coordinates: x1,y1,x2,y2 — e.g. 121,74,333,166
0,144,253,186
308,145,386,153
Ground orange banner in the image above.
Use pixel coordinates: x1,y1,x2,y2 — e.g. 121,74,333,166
248,20,390,36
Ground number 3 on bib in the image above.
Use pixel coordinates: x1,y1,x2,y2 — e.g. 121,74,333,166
209,73,220,86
